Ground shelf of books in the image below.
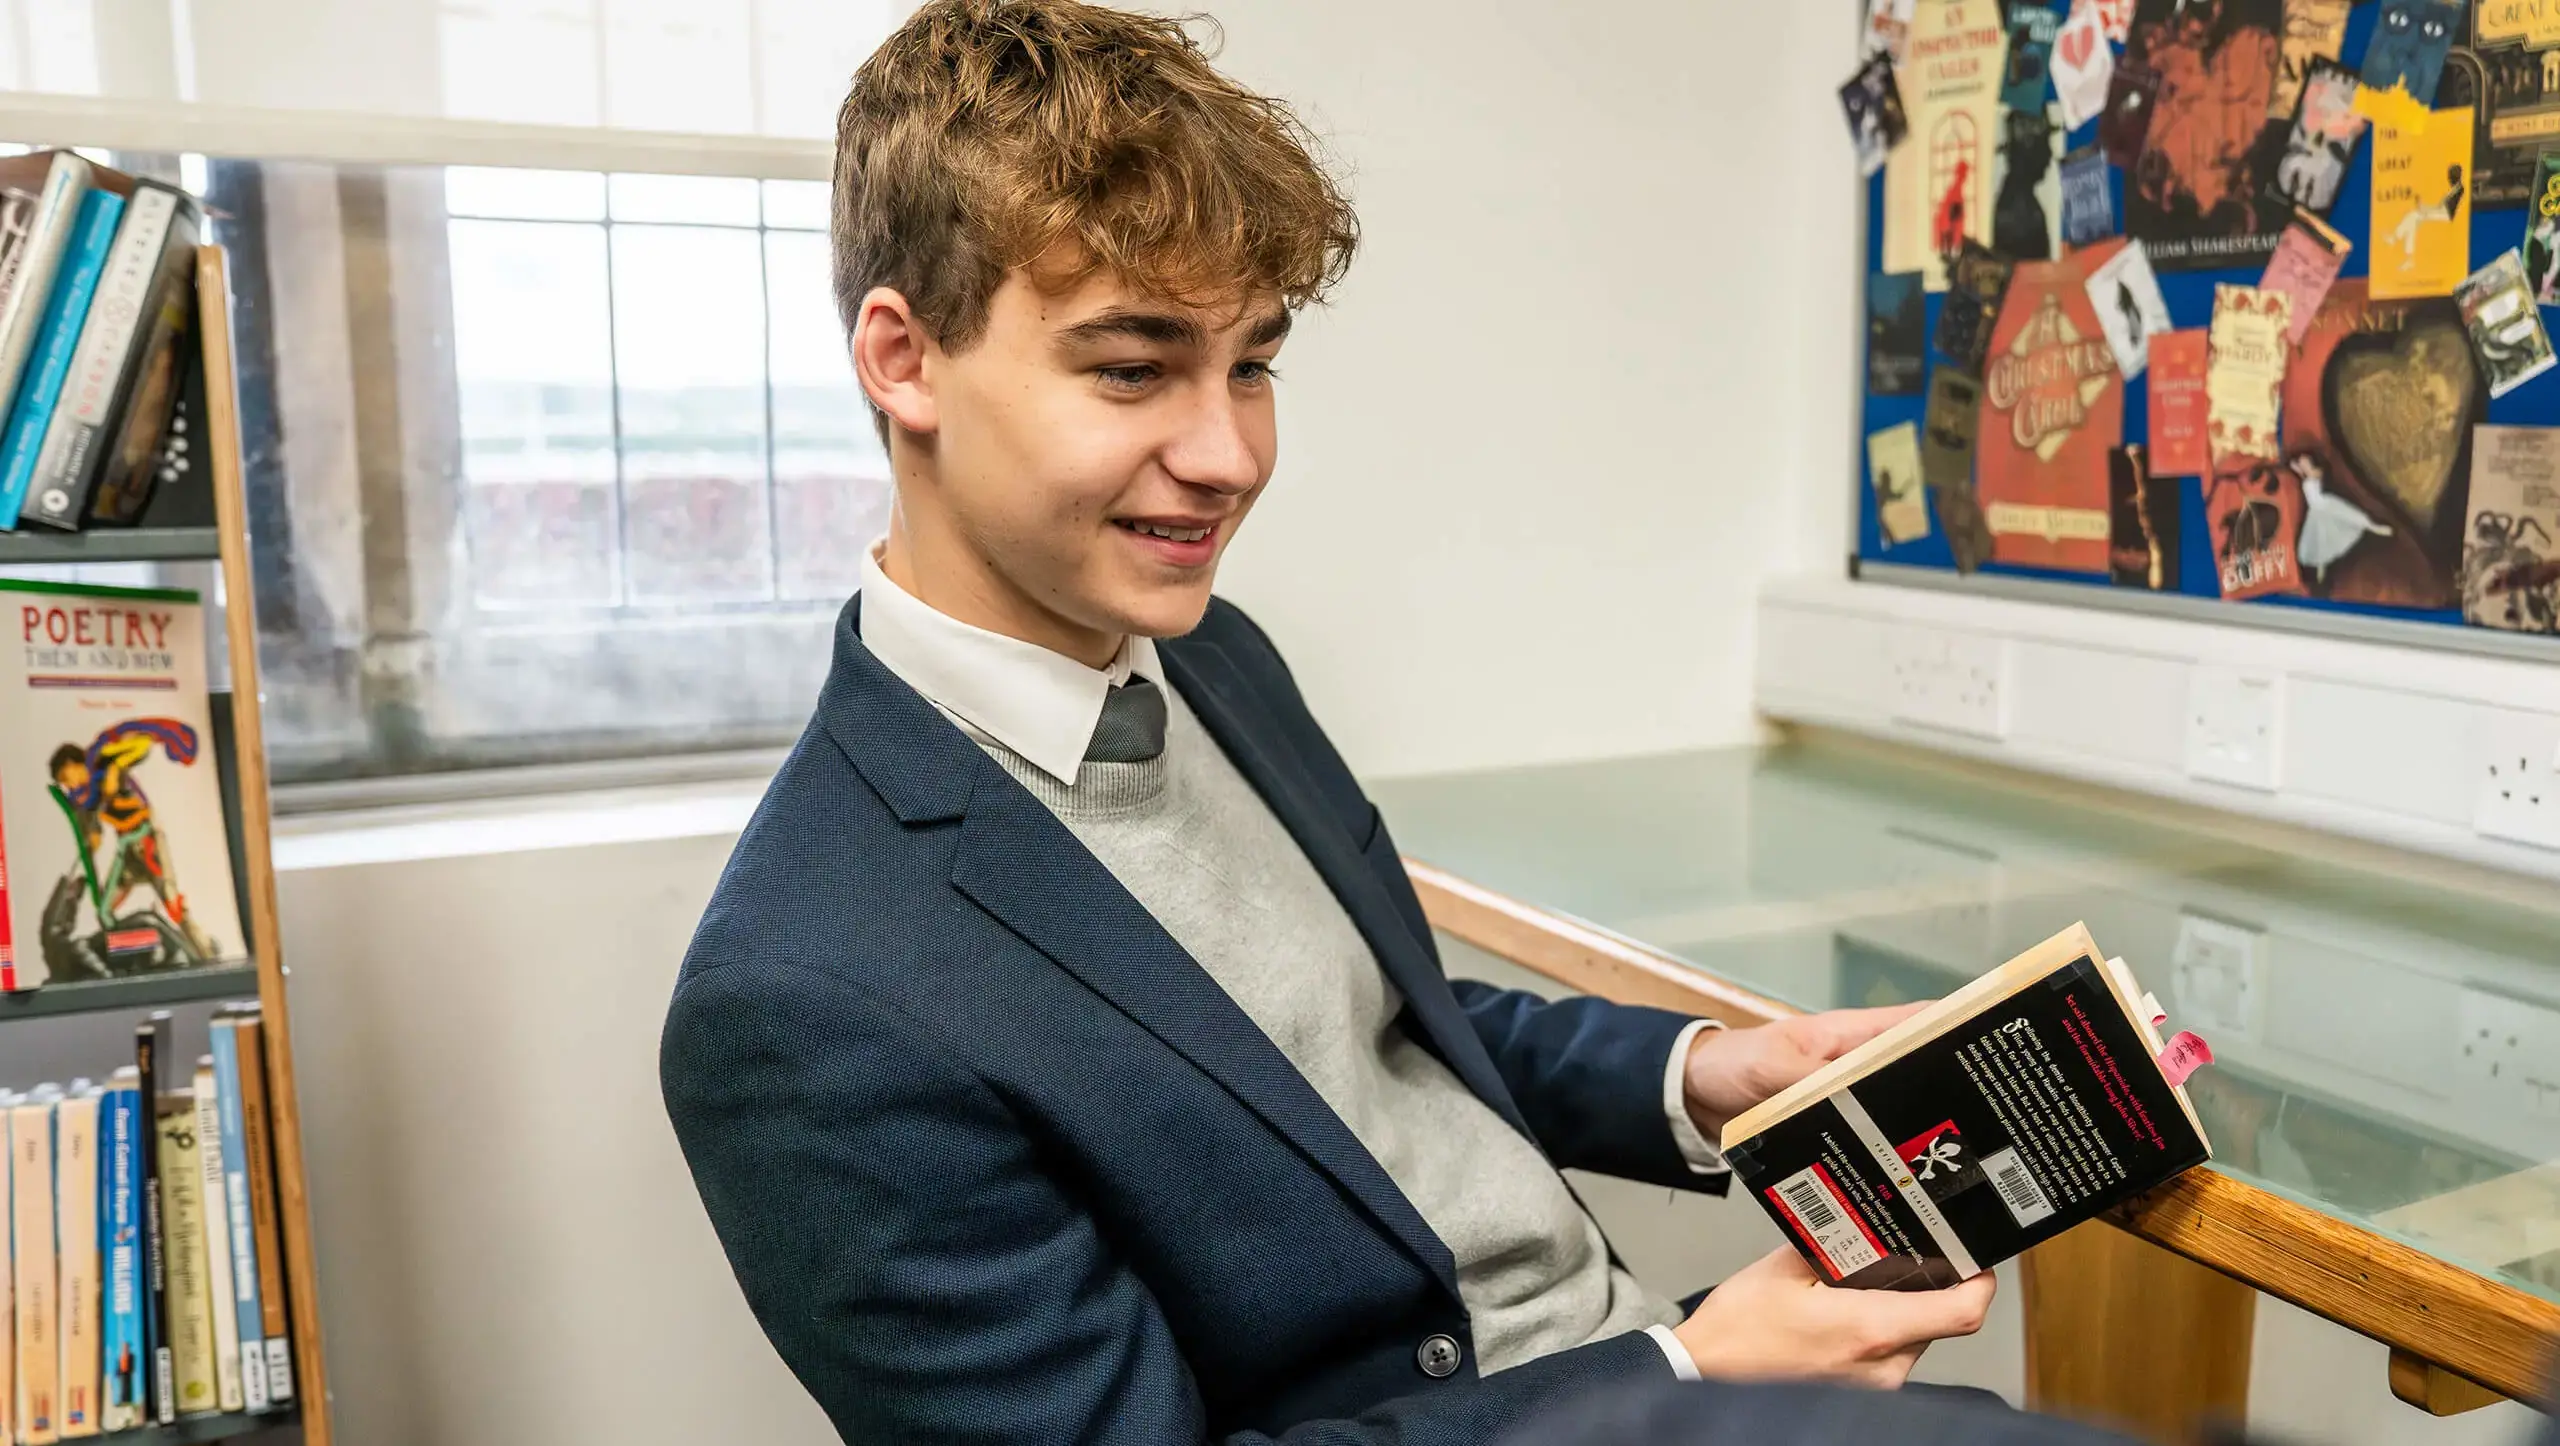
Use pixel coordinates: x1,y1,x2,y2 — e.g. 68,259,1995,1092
1,152,330,1446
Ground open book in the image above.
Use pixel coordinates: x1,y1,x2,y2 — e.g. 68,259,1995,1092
1723,923,2212,1291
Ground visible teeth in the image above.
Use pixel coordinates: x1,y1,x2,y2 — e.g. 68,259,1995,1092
1132,523,1211,543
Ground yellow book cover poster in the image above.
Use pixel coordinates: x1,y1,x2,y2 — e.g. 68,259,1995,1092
2371,106,2474,299
155,1099,220,1417
1886,0,2007,290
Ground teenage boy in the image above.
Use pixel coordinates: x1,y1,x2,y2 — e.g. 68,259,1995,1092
660,3,1994,1441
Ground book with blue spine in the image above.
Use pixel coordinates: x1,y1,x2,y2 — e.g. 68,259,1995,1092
97,1069,146,1433
207,1020,267,1409
0,188,120,529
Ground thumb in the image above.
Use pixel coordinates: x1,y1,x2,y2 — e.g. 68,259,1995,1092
1866,1269,1998,1347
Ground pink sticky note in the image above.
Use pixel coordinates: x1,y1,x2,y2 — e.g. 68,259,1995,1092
2157,1031,2214,1087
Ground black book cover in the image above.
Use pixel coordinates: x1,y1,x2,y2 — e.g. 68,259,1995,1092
136,1011,177,1422
1727,952,2209,1291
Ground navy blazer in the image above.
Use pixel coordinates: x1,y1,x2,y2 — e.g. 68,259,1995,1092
661,596,1729,1443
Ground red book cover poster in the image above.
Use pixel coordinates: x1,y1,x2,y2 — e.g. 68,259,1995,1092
2278,278,2484,607
2147,329,2211,475
1975,240,2126,572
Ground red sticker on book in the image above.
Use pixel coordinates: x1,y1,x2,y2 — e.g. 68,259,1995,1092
2156,1031,2214,1087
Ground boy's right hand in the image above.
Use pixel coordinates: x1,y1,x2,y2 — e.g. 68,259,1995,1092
1670,1245,1997,1389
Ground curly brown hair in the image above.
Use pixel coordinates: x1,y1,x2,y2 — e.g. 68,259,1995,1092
832,0,1359,357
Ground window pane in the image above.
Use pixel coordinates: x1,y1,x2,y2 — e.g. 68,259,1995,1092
448,218,620,608
445,166,606,221
760,178,830,231
765,229,886,600
612,224,772,603
609,172,760,227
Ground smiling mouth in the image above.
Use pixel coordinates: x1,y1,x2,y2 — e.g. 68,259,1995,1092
1113,520,1216,544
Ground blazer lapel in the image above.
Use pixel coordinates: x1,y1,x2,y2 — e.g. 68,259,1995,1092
1156,635,1539,1148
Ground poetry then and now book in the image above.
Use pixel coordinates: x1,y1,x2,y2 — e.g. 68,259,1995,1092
1724,923,2212,1291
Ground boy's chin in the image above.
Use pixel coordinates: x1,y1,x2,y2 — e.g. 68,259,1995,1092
1102,584,1218,641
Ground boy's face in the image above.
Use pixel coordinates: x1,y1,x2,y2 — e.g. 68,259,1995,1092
876,265,1290,657
54,759,87,790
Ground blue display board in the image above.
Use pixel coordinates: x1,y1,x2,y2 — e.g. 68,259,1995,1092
1855,1,2560,642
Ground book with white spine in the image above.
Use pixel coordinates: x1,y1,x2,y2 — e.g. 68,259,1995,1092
53,1084,100,1438
11,1088,61,1444
0,153,94,421
188,1065,242,1414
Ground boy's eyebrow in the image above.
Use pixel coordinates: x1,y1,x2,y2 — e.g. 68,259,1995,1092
1055,308,1204,349
1244,309,1293,348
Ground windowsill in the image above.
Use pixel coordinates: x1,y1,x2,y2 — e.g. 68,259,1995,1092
271,769,776,872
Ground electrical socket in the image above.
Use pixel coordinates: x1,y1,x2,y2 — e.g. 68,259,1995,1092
2454,985,2560,1120
2185,667,2284,793
1887,628,2011,740
2170,912,2265,1040
2472,707,2560,853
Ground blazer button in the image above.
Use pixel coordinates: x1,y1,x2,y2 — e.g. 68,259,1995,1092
1416,1334,1462,1379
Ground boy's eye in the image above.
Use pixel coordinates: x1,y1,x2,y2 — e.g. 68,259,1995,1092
1097,363,1158,391
1234,360,1278,386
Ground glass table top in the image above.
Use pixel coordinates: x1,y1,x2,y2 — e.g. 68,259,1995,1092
1368,740,2560,1308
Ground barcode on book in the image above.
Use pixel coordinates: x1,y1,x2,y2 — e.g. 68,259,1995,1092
1982,1146,2054,1227
1768,1164,1883,1280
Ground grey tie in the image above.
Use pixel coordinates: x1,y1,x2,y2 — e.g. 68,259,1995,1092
1085,674,1169,763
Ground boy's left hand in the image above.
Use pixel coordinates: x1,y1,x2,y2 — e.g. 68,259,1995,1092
1680,1003,1931,1142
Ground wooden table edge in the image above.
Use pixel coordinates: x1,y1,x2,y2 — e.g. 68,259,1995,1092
1404,857,2560,1405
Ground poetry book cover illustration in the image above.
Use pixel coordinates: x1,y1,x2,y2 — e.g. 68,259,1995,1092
1870,422,1932,544
2111,443,2182,587
2370,105,2475,298
1725,924,2213,1291
0,580,242,992
1871,272,1928,395
2149,328,2212,475
2124,0,2287,270
1976,243,2125,573
2281,279,2483,606
1887,0,2009,289
2464,423,2560,631
2270,59,2370,214
2207,283,2293,462
2455,248,2558,397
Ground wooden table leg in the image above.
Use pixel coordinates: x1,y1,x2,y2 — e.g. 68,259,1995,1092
2022,1222,2257,1442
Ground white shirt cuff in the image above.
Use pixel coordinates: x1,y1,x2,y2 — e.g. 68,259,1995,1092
1662,1019,1732,1174
1644,1323,1700,1381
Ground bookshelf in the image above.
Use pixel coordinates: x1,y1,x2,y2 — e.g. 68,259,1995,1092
0,243,330,1444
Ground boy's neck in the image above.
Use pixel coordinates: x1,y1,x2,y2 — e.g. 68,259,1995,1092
877,521,1126,672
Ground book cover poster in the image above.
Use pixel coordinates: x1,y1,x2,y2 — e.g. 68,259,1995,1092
1977,243,2125,572
2062,145,2119,244
2280,279,2483,605
2095,0,2136,39
1994,106,2066,262
1870,421,1933,543
2102,61,2163,164
2463,424,2560,631
2275,0,2354,119
2125,0,2288,271
2526,151,2560,297
2149,328,2213,474
2207,283,2293,461
2054,0,2118,129
1868,0,1920,60
2363,0,2464,107
0,582,243,991
1937,242,2018,370
1888,0,2010,290
1924,367,1998,570
2006,1,2061,109
1843,55,1913,176
2458,1,2560,208
2270,61,2370,213
1870,271,1929,394
2456,247,2559,396
2258,212,2352,342
2371,105,2476,297
2111,443,2183,586
2087,239,2173,377
2207,453,2308,595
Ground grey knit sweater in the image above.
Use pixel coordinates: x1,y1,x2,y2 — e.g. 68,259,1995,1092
963,688,1679,1375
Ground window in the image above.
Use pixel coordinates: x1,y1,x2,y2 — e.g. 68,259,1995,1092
198,157,889,781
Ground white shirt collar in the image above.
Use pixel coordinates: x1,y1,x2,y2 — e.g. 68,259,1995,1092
857,543,1163,787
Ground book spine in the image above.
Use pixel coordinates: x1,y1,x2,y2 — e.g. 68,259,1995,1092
95,1080,141,1434
152,1097,214,1417
74,202,196,529
228,1016,290,1404
187,1069,241,1414
0,155,93,425
0,746,18,991
1,1098,12,1446
206,1022,264,1410
53,1092,98,1439
21,185,184,532
11,1098,60,1444
0,188,120,531
0,190,42,332
135,1018,172,1424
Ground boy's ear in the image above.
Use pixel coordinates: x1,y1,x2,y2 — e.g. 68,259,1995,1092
852,287,939,440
